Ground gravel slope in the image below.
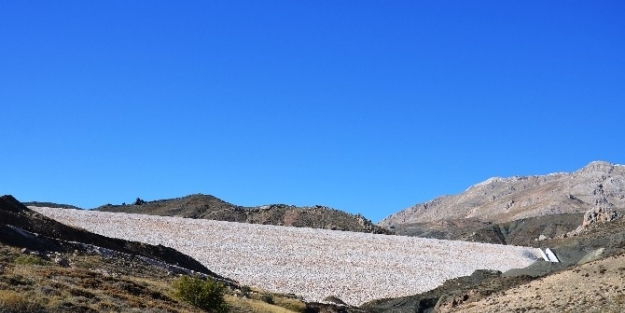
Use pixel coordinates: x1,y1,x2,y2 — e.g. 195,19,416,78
32,207,541,305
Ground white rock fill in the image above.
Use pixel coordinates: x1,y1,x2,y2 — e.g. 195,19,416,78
31,207,542,305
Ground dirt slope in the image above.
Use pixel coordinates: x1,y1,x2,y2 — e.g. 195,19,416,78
445,252,625,313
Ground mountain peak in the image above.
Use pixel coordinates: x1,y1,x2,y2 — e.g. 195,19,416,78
379,161,625,228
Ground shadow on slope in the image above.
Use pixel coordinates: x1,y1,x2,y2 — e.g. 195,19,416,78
0,195,216,277
391,213,585,246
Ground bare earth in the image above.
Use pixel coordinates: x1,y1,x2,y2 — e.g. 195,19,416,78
447,253,625,313
32,207,541,305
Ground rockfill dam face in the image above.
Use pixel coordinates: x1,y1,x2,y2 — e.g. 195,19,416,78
33,207,541,305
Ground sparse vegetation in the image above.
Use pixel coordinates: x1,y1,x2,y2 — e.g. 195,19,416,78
262,293,275,304
0,290,45,313
172,275,229,312
1,196,310,313
241,285,252,298
14,255,47,266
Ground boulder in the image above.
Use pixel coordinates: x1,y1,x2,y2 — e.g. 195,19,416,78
582,207,618,228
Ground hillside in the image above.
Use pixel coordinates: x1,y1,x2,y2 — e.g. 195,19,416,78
1,195,346,313
0,195,210,274
96,194,391,234
363,209,625,313
380,161,625,227
0,195,217,312
32,199,625,312
10,186,625,312
21,201,82,210
391,213,586,246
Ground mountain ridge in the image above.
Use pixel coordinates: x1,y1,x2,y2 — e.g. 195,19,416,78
92,194,392,234
379,161,625,228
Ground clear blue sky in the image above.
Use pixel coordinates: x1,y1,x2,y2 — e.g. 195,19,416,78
1,1,624,222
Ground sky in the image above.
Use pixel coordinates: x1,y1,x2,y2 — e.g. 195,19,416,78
1,1,624,222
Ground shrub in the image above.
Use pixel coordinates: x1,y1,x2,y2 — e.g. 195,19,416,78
240,285,252,298
14,255,46,266
261,294,274,304
172,276,228,312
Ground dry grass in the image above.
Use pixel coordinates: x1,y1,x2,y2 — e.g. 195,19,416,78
0,243,309,313
0,290,45,312
450,252,625,313
226,295,303,313
0,245,200,312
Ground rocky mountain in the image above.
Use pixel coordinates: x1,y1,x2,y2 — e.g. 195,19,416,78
8,188,625,312
95,193,391,234
379,161,625,228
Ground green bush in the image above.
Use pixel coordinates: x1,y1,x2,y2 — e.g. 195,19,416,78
14,255,46,266
261,294,274,304
240,285,252,298
172,276,228,312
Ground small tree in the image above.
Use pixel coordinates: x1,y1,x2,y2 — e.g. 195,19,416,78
134,197,146,205
172,276,228,313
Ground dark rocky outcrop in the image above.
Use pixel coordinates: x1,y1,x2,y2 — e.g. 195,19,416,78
1,195,217,277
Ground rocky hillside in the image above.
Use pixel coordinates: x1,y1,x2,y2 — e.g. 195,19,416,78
363,207,625,313
96,194,391,234
379,161,625,228
1,195,348,313
1,195,214,276
21,201,82,210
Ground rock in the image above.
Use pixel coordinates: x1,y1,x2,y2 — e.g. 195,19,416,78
538,234,548,241
323,296,347,305
577,248,606,265
434,290,478,313
582,207,618,227
54,256,69,267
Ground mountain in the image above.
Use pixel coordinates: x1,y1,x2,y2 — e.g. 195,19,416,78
379,161,625,228
10,187,625,312
95,193,391,234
